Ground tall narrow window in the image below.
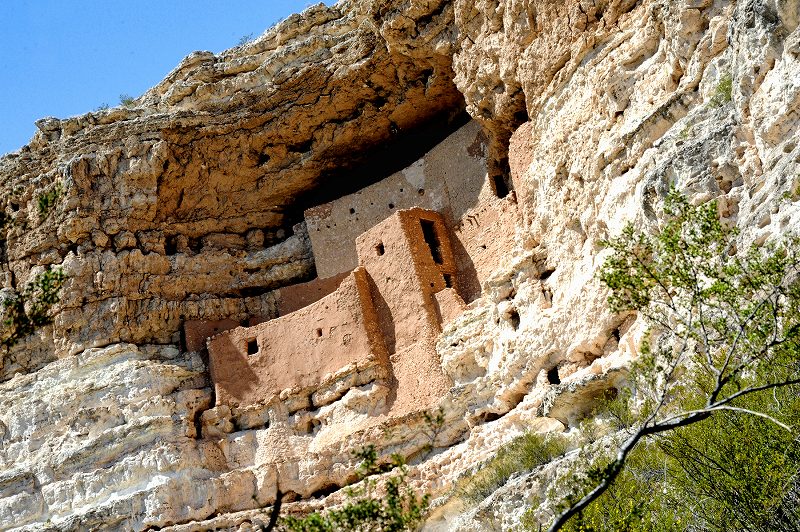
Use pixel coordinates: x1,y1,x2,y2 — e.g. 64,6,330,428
247,339,259,356
492,174,510,198
420,219,443,264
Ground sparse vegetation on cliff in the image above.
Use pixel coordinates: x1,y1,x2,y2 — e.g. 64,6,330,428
546,191,800,531
280,445,429,532
457,432,568,504
36,182,63,219
119,93,136,107
1,267,67,348
709,73,733,108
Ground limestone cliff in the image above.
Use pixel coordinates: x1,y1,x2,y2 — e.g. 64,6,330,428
1,0,799,530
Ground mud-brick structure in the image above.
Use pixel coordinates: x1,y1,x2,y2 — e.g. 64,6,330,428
197,120,520,432
304,120,520,303
207,208,458,414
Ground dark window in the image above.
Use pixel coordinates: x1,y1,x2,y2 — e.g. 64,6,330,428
492,174,510,198
316,328,323,337
478,411,502,423
376,242,385,256
420,219,443,264
444,274,453,288
247,339,259,356
165,236,178,255
547,366,561,385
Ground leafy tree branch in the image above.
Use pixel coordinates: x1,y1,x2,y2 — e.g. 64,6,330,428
549,191,800,531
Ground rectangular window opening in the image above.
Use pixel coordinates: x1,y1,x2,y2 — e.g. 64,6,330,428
247,339,259,356
443,274,453,288
491,174,510,198
420,219,443,264
375,242,385,256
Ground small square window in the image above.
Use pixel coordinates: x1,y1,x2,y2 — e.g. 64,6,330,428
375,242,385,256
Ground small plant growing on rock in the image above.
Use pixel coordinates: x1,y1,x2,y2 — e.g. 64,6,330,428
279,445,429,531
1,267,67,348
237,33,255,46
119,93,136,107
37,182,63,220
709,73,733,107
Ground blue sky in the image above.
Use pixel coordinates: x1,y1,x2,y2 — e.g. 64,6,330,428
0,1,334,156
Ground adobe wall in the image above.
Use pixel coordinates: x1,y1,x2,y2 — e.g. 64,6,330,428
183,319,240,353
207,268,389,408
451,196,520,302
306,120,489,279
356,208,457,353
355,209,458,413
275,272,349,316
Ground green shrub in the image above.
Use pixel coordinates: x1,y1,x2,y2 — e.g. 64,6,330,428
280,445,428,532
536,384,800,532
2,267,67,348
544,190,800,531
119,93,136,107
37,182,63,219
457,432,568,504
709,73,733,107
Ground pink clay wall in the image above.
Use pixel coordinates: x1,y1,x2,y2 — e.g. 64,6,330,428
208,268,388,407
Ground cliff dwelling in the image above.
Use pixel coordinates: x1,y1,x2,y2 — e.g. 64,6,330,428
193,120,521,437
6,0,800,528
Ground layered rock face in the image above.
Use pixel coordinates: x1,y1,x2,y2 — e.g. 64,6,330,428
1,0,800,530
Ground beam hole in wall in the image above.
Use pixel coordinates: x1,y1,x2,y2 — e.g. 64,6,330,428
375,242,385,256
388,203,395,209
188,237,202,254
316,328,323,338
418,188,425,196
247,339,259,356
349,208,355,214
165,236,178,255
478,411,502,423
310,483,341,500
420,219,443,264
542,286,553,305
547,366,561,385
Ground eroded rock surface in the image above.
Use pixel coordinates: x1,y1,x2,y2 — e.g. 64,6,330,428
2,0,800,530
